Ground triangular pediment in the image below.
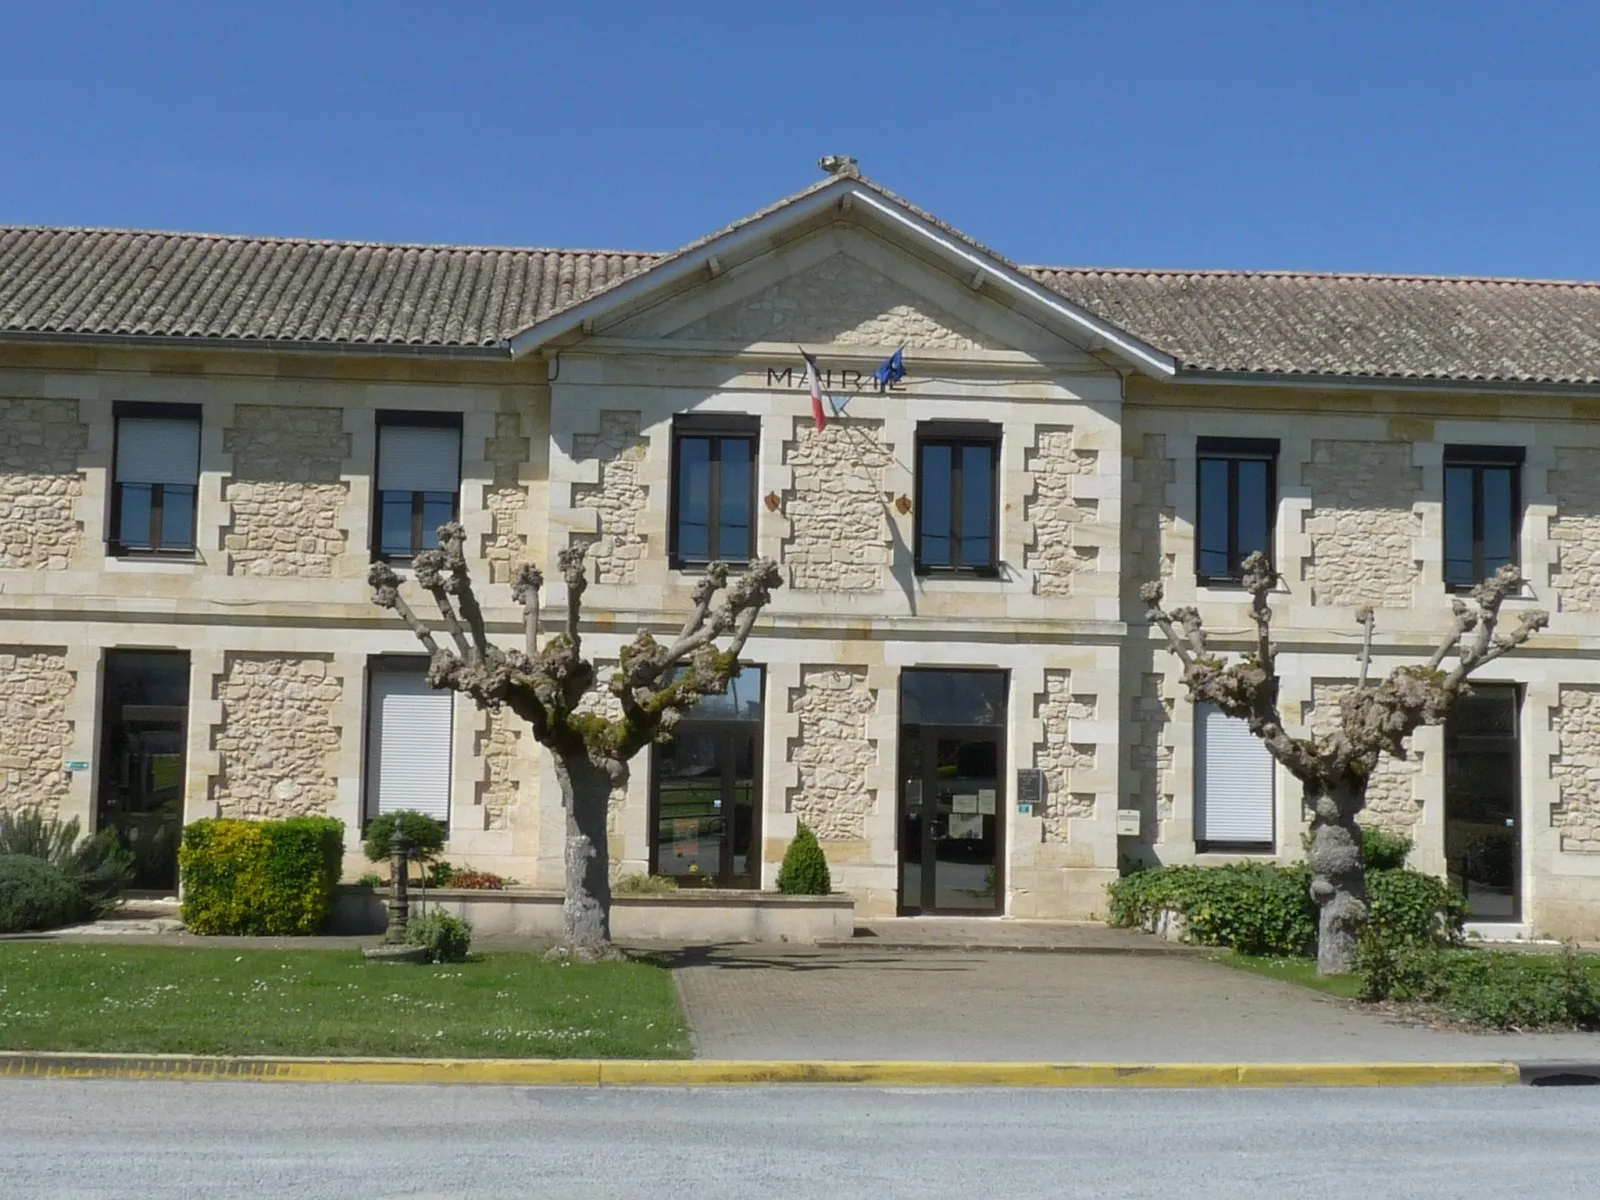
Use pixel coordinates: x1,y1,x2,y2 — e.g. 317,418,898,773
670,251,1002,350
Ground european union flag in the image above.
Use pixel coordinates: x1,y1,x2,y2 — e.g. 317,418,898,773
873,346,906,391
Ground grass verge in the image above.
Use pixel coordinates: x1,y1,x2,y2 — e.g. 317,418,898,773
1209,951,1364,999
0,944,690,1058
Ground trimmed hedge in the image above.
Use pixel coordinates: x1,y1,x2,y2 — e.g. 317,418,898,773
179,817,346,935
1108,860,1465,959
776,824,831,896
362,810,446,868
0,854,91,933
1359,944,1600,1028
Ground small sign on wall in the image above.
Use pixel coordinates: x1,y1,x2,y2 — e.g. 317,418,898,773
1015,768,1046,817
63,760,90,772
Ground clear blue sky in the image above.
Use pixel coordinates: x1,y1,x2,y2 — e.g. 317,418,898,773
3,1,1597,279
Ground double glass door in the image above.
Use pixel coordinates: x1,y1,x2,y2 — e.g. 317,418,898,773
652,727,760,887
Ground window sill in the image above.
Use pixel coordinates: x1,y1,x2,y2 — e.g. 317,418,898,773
670,558,754,575
106,552,202,572
1195,843,1276,856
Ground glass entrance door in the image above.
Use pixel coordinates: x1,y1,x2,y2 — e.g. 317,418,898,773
1445,687,1520,921
898,669,1007,915
652,728,759,887
97,651,190,893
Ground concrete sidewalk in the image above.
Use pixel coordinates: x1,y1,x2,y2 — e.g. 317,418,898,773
670,945,1600,1064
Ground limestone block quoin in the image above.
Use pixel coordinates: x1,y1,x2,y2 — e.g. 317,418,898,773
476,711,523,832
781,421,893,591
1549,448,1600,611
1551,686,1600,852
786,665,878,841
1033,670,1097,840
0,647,74,818
569,411,649,585
209,653,343,819
1125,433,1176,592
484,412,532,584
1302,440,1421,607
1025,426,1099,596
222,405,350,578
1129,671,1174,828
0,398,86,571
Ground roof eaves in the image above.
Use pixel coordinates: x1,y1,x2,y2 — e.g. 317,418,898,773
1169,365,1600,396
0,328,513,360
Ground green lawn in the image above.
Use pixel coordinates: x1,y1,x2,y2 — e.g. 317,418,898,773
0,944,690,1059
1209,951,1365,999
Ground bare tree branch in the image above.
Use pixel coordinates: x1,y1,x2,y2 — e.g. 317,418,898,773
1355,605,1375,688
368,563,442,654
511,562,544,659
412,548,473,660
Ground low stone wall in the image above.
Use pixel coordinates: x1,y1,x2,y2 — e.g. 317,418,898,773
328,887,855,945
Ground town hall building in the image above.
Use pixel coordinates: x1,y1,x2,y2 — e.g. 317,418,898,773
3,160,1599,938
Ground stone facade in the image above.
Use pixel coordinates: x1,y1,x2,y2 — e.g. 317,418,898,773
1549,449,1600,611
1551,687,1600,853
0,398,84,571
1307,681,1422,834
476,711,523,832
570,411,649,585
1302,440,1420,607
1128,672,1174,831
675,253,999,350
786,665,878,841
1033,670,1097,840
1124,434,1175,592
0,648,73,819
1025,426,1100,594
484,412,531,584
222,405,349,577
781,421,893,590
209,654,343,819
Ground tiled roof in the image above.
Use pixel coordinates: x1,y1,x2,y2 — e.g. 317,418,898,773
1029,267,1600,387
4,211,1600,387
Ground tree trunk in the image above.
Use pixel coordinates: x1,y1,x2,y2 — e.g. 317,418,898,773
1305,777,1367,975
549,751,624,962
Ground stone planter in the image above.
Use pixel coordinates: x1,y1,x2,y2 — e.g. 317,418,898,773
1145,904,1189,943
328,885,854,944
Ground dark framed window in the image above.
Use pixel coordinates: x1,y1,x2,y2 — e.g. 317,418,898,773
1443,446,1522,591
650,665,764,888
110,403,201,556
1445,686,1521,921
1196,436,1278,584
669,414,758,568
915,423,1000,575
373,412,462,561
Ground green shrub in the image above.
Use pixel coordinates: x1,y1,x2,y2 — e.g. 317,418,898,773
0,809,134,916
352,873,383,889
0,854,91,933
406,910,472,963
1360,944,1600,1028
362,811,447,869
1108,862,1316,957
776,824,831,896
1361,828,1413,872
1366,868,1466,947
179,817,346,936
426,860,455,888
614,871,679,895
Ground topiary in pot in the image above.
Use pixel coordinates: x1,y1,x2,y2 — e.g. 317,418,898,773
362,811,447,874
776,824,831,896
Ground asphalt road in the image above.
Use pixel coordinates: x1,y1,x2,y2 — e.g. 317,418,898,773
5,1080,1600,1199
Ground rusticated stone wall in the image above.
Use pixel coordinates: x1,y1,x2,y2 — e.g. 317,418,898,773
209,654,342,819
782,421,893,591
786,665,878,841
1307,681,1422,834
1551,686,1600,853
0,398,85,571
222,405,350,577
0,647,74,818
1025,426,1100,595
570,411,648,586
476,711,522,832
484,412,531,584
1124,434,1175,596
1129,672,1174,829
1033,670,1097,840
674,253,999,349
1302,440,1420,607
1549,448,1600,612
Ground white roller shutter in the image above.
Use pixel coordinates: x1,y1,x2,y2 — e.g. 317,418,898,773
367,668,452,821
1196,703,1275,845
378,425,460,493
116,418,200,485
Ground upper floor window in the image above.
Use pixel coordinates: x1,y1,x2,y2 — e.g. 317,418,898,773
916,422,1000,576
1443,445,1521,590
1196,437,1277,584
111,403,201,555
374,412,461,561
670,414,757,569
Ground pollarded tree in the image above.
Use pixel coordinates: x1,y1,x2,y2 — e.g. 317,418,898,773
1142,552,1546,975
369,523,781,960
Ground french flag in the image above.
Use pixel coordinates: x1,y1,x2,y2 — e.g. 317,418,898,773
799,348,829,431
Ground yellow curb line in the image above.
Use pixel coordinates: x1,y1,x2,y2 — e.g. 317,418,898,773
0,1053,1521,1088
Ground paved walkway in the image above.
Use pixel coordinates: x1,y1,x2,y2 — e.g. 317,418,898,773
670,944,1600,1063
820,918,1205,954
